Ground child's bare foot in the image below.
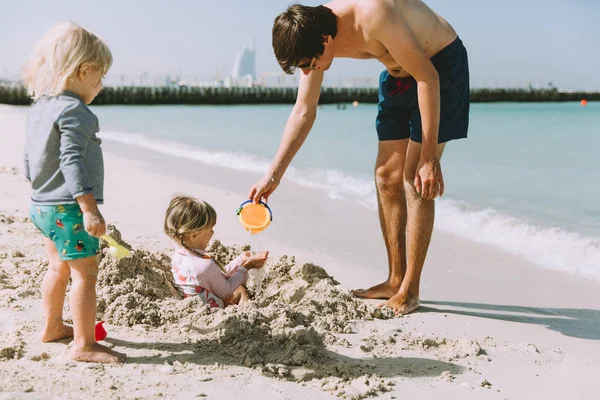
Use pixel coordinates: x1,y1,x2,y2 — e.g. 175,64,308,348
238,287,249,304
71,343,126,364
41,324,74,343
352,282,400,300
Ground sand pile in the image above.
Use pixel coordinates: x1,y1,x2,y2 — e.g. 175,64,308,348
96,233,393,332
2,218,398,399
96,245,180,326
94,230,396,398
95,250,182,327
208,240,393,330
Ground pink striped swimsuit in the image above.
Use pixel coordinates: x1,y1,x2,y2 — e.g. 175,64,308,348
171,245,248,309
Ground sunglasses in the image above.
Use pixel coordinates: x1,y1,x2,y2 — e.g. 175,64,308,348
297,57,317,70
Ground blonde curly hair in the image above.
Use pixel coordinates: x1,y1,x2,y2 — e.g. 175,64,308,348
23,21,112,100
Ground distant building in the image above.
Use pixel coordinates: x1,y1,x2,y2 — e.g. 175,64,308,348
231,38,257,87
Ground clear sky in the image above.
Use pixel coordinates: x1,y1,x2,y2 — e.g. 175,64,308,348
1,0,598,90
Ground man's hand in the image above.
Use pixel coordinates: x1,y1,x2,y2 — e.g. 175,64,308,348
83,210,106,237
248,175,279,204
414,155,444,200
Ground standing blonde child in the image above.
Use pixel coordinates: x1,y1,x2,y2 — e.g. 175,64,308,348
164,195,268,308
23,22,125,363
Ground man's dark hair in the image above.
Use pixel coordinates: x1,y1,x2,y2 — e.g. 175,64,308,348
272,4,338,74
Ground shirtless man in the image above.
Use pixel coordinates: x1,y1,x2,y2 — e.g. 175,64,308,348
248,0,470,314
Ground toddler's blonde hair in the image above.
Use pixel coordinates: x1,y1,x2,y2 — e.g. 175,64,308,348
23,21,113,100
164,195,218,251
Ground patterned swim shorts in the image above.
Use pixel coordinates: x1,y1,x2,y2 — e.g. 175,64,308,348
29,204,100,260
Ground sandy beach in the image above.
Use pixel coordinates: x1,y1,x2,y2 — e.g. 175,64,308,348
1,104,599,400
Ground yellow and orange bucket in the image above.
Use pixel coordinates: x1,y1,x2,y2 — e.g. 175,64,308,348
236,200,273,234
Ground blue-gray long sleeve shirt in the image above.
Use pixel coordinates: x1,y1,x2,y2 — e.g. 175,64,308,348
24,91,104,205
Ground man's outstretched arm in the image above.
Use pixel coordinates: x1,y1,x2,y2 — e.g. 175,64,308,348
249,70,324,203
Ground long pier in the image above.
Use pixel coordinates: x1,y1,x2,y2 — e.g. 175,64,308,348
0,85,596,106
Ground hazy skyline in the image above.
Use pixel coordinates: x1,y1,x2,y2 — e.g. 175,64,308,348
1,0,598,90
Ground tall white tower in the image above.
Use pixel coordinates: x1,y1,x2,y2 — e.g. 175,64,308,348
232,37,257,82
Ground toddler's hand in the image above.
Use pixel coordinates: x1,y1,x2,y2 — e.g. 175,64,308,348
242,251,269,269
83,210,106,237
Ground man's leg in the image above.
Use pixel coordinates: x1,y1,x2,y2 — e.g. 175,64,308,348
353,139,410,299
385,140,445,314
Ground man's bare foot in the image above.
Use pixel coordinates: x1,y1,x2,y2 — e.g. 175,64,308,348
384,288,420,315
352,282,400,299
41,324,74,343
71,343,126,364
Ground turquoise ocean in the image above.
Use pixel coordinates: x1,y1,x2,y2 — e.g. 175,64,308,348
91,102,600,281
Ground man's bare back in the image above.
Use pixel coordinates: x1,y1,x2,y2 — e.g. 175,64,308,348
326,0,458,77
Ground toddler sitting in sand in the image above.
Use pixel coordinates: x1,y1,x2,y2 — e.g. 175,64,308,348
164,195,268,308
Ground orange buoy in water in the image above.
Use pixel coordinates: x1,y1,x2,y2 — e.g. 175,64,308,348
581,99,588,106
352,100,359,107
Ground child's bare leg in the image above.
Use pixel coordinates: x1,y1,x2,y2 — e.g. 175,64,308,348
68,256,125,363
223,287,248,307
40,238,74,342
